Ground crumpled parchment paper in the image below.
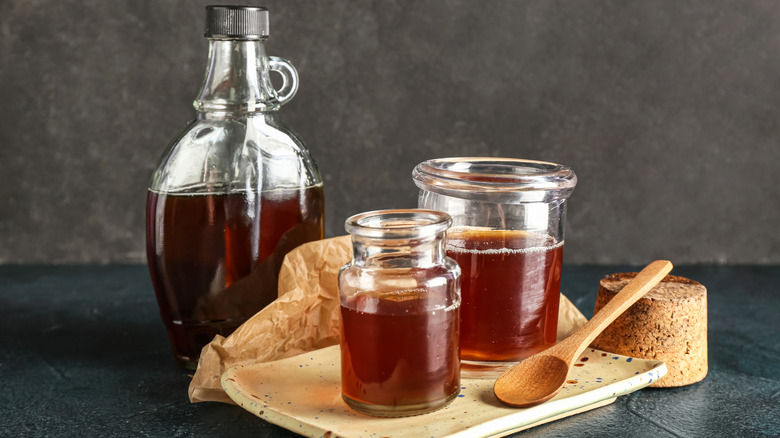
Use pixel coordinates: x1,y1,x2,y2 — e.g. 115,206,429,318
188,235,588,404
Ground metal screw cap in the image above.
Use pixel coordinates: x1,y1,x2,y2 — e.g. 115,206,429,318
205,5,269,39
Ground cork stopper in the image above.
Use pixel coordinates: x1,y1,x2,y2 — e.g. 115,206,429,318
591,273,708,387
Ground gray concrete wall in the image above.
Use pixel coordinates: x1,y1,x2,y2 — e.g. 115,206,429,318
1,0,778,264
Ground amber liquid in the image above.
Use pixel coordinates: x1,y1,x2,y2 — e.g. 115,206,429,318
446,228,563,363
146,185,324,368
339,290,460,415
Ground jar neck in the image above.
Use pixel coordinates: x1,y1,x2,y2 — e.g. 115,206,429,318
194,38,279,114
351,233,447,268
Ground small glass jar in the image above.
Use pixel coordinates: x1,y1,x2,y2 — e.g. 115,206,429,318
338,209,461,417
413,158,577,378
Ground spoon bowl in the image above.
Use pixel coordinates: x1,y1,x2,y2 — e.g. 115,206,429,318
495,355,570,407
494,260,673,408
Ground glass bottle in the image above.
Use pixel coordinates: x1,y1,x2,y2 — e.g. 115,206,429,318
413,157,576,378
146,6,324,369
338,209,461,417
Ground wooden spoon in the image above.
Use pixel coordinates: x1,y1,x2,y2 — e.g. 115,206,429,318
493,260,673,408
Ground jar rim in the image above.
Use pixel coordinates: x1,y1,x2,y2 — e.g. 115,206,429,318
412,157,577,203
345,209,452,239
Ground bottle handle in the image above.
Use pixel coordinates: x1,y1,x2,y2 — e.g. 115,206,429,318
268,56,298,105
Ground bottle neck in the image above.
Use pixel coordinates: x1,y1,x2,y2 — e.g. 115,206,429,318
194,38,279,114
351,233,447,268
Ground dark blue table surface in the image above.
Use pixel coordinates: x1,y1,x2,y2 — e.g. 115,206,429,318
1,265,778,437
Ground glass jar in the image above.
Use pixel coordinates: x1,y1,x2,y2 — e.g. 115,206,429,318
338,209,461,417
413,158,576,378
146,6,324,369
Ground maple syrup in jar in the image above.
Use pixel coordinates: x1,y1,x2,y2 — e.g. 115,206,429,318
446,228,563,362
413,158,577,378
146,6,324,369
338,210,461,417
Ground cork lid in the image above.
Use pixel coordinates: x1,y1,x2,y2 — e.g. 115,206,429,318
600,273,706,301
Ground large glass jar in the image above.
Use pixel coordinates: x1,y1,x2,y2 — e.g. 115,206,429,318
338,209,461,417
413,158,576,378
146,6,324,369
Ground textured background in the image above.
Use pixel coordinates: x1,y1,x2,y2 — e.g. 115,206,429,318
1,0,779,264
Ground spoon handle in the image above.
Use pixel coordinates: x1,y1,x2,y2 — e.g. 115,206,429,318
556,260,673,362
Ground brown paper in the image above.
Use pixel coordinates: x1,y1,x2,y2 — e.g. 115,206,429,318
188,235,588,404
